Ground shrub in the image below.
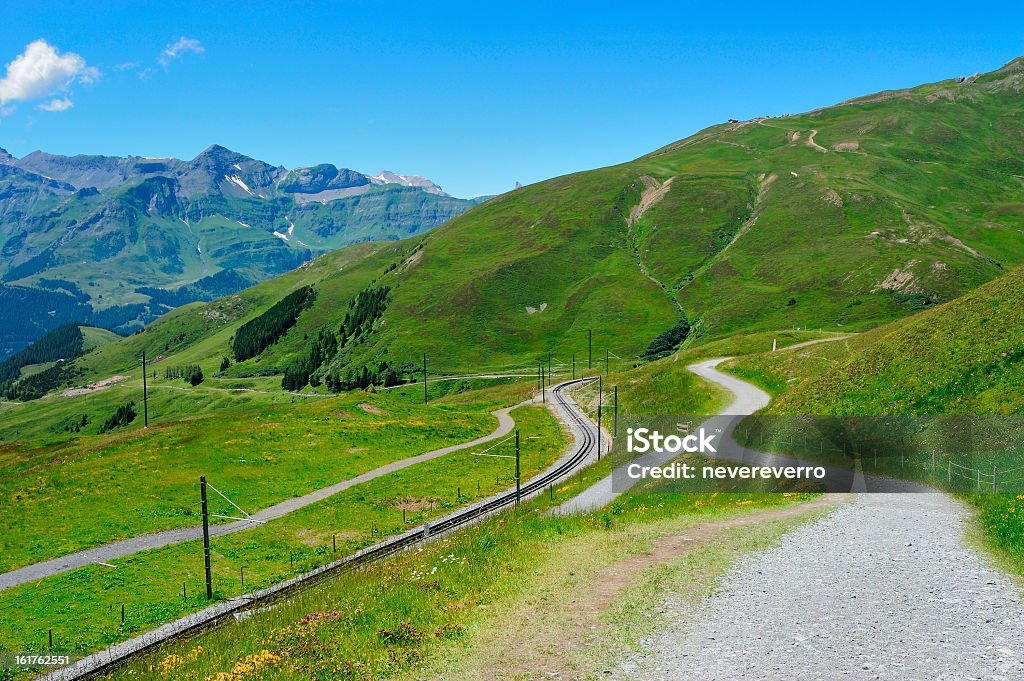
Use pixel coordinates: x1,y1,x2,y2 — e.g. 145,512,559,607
100,402,137,433
641,315,691,361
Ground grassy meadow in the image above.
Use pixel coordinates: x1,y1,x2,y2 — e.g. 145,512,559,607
0,390,497,572
0,404,569,666
99,489,822,681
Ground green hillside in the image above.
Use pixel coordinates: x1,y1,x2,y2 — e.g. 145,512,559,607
15,57,1024,401
719,263,1024,572
338,56,1024,372
0,323,120,400
725,264,1024,415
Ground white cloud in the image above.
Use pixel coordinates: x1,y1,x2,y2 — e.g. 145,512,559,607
0,40,98,111
159,37,203,66
39,97,73,112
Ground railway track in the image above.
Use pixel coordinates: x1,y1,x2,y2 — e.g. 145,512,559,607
44,378,600,680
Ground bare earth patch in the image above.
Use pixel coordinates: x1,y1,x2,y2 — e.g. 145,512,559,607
396,498,436,512
357,402,383,416
872,259,921,293
61,375,130,397
805,129,828,153
629,175,675,226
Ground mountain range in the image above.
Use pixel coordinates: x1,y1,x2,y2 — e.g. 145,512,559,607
8,56,1024,398
0,144,484,359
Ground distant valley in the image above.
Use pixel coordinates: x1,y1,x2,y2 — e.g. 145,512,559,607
0,144,486,359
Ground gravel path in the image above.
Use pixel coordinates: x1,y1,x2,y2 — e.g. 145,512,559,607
0,404,522,591
553,338,848,515
619,493,1024,680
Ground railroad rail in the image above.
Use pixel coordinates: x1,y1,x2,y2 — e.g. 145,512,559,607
43,378,600,680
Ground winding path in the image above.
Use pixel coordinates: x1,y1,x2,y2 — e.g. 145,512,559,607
554,337,850,514
0,403,523,591
584,346,1024,679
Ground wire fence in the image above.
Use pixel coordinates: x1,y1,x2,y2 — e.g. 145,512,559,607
731,419,1024,495
0,363,617,673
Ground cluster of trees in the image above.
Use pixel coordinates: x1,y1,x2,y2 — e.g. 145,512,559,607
100,402,137,433
0,323,92,400
0,323,84,384
231,286,315,361
340,286,391,345
641,314,691,361
164,364,204,386
54,414,89,434
323,362,403,392
136,269,253,308
281,327,337,391
280,285,395,392
1,364,66,401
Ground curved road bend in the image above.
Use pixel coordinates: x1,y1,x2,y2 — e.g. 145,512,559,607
1,402,526,591
553,335,925,514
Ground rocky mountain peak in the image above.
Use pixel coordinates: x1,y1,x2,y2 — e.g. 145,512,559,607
368,171,447,196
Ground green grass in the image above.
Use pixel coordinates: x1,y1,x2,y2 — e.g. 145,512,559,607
0,391,495,572
727,265,1024,415
95,489,820,681
79,326,122,352
716,265,1024,579
606,329,840,415
964,492,1024,570
0,404,567,666
29,57,1024,403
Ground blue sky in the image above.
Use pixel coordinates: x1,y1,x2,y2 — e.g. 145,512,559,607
1,1,1021,198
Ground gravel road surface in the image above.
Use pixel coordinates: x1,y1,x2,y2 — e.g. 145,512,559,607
619,492,1024,680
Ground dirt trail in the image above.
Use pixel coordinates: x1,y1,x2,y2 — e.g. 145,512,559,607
805,129,828,152
621,493,1024,680
553,336,854,514
467,495,844,681
629,175,674,226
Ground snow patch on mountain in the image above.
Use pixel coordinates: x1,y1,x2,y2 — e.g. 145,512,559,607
226,175,254,196
368,170,447,196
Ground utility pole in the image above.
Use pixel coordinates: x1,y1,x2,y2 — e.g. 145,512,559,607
588,329,593,369
537,362,542,392
515,429,521,506
423,353,428,405
200,476,212,599
541,365,546,403
548,351,552,382
141,350,149,428
597,375,603,459
613,385,618,437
